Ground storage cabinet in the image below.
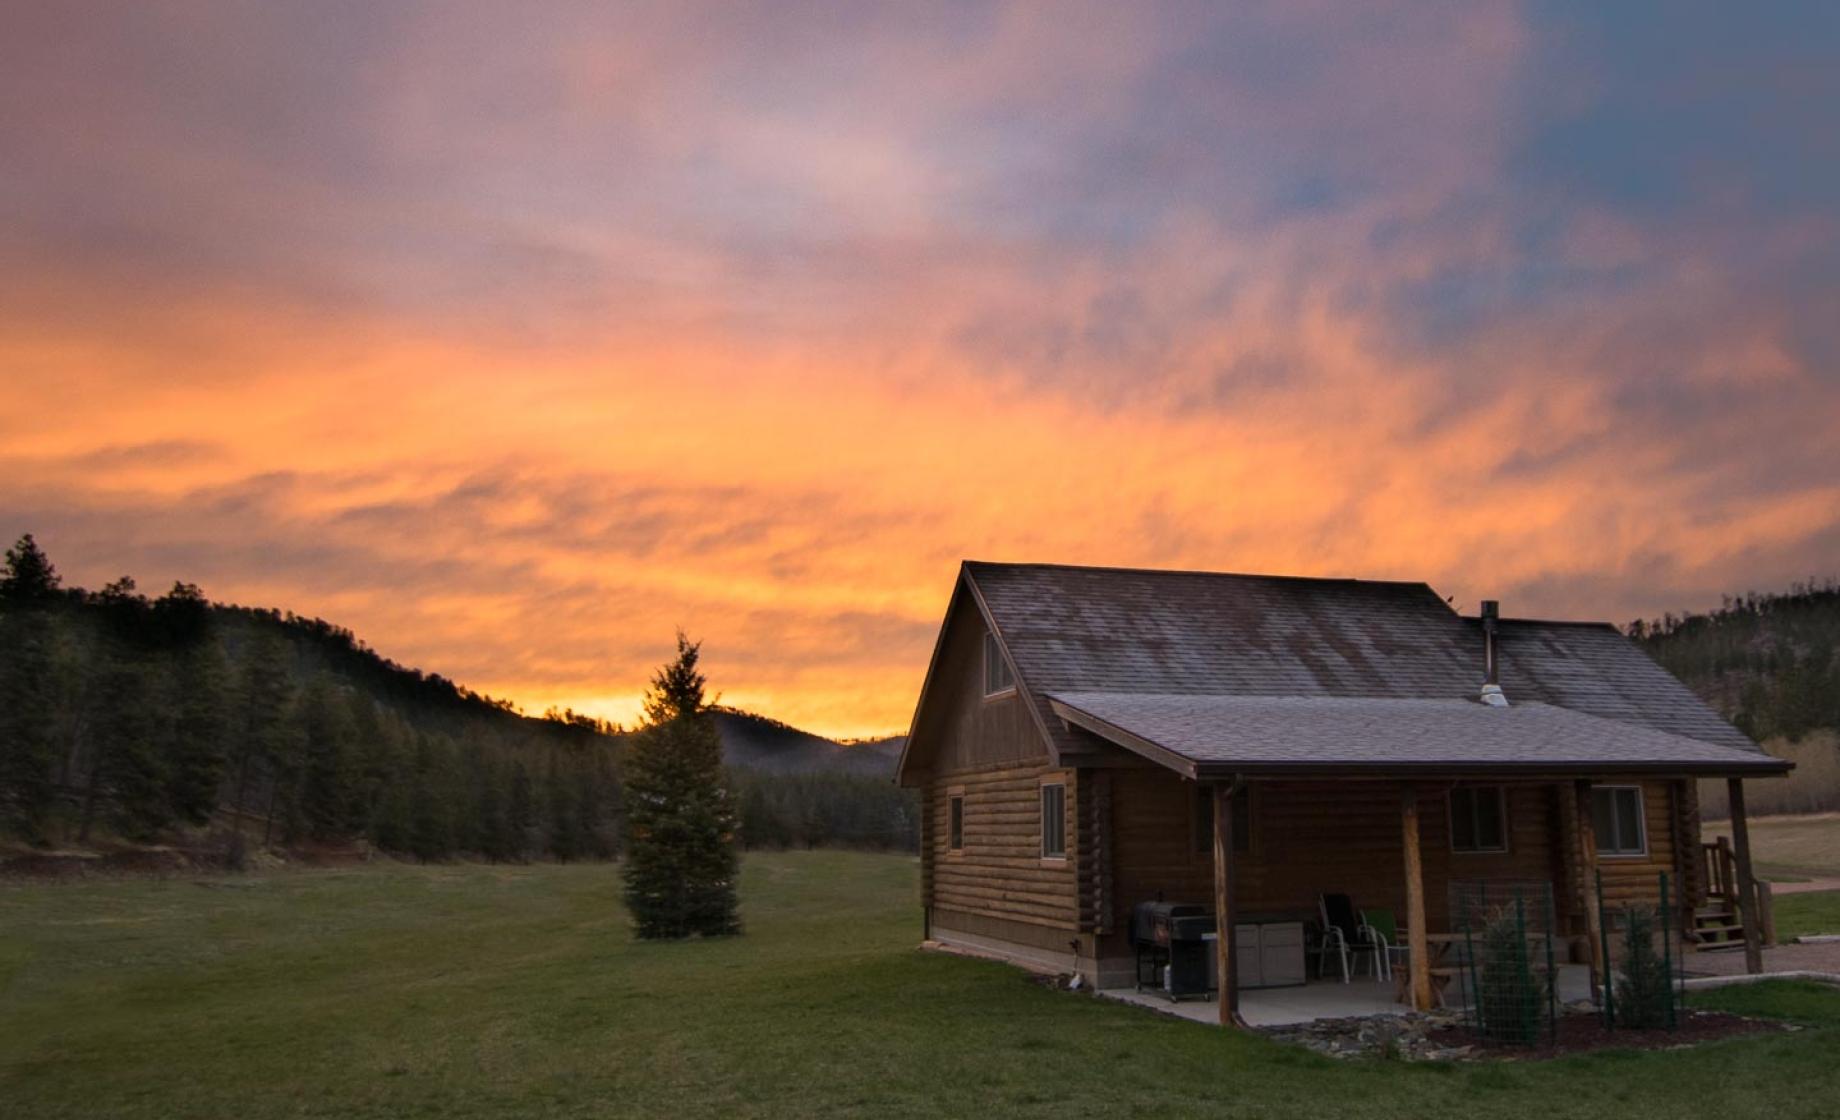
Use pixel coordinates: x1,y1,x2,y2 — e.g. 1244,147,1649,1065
1208,919,1307,989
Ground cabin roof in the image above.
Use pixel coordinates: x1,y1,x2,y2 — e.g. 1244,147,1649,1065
1047,693,1787,778
898,560,1775,780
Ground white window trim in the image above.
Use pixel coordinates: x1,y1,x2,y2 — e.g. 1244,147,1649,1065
982,631,1017,700
1038,778,1068,863
1448,786,1510,855
1594,784,1650,859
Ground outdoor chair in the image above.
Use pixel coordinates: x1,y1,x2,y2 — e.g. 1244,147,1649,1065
1359,907,1409,982
1316,893,1385,983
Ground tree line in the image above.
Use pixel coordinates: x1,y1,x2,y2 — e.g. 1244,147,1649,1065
1628,579,1840,743
0,535,915,862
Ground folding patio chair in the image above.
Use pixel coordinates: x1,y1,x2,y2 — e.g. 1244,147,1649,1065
1359,907,1409,982
1317,893,1384,983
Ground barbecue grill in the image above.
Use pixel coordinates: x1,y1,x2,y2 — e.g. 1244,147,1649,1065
1130,901,1216,1001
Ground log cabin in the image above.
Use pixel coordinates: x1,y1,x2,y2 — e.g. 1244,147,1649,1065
895,561,1790,1026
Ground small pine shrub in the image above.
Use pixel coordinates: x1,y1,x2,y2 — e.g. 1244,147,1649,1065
1615,906,1674,1028
1475,905,1545,1045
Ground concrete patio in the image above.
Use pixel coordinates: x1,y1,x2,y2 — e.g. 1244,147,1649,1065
1099,964,1594,1028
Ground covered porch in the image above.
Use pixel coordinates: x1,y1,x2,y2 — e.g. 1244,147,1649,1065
1050,691,1787,1027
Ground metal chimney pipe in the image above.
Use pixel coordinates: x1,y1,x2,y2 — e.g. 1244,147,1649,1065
1479,600,1507,706
1480,600,1499,683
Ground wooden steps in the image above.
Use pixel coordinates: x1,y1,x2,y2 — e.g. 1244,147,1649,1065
1688,901,1749,951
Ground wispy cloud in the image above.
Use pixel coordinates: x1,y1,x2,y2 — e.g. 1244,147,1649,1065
2,2,1836,734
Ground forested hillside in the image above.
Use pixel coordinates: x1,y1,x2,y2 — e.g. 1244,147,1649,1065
1631,581,1840,818
1629,580,1840,743
0,535,915,866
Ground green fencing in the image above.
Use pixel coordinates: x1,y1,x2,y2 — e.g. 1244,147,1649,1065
1453,881,1559,1047
1596,869,1686,1031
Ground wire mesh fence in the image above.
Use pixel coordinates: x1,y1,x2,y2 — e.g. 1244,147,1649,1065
1451,880,1559,1048
1596,869,1686,1031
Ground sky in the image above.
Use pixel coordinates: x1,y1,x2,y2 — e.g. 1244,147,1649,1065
2,2,1837,737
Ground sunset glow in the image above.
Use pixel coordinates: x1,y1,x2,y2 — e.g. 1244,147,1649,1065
4,3,1837,737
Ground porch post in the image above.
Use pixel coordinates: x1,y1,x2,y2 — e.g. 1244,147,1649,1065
1575,780,1605,1002
1401,785,1431,1011
1727,778,1765,974
1211,780,1242,1028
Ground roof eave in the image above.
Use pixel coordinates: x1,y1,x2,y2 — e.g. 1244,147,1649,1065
1191,758,1794,780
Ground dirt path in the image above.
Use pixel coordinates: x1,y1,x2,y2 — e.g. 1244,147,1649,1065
1767,877,1840,895
1687,940,1840,976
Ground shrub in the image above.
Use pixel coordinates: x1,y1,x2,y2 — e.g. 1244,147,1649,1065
1475,904,1546,1045
1615,905,1674,1028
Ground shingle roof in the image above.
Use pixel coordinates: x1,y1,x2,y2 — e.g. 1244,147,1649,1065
1047,693,1787,777
962,560,1768,769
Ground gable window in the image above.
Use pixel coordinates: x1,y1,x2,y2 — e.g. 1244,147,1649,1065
1592,786,1648,856
982,631,1015,697
1193,785,1252,855
948,795,965,852
1449,787,1508,853
1039,782,1066,859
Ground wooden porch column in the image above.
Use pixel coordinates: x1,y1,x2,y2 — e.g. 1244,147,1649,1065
1727,778,1765,974
1211,780,1242,1028
1401,785,1431,1011
1575,780,1605,1002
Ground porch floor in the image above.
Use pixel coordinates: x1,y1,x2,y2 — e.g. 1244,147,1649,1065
1098,965,1594,1028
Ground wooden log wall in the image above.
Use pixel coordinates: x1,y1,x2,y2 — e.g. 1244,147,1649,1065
1592,779,1681,911
925,762,1080,931
1102,772,1566,943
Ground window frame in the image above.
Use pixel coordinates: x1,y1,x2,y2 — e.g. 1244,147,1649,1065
982,630,1016,699
1592,785,1649,858
1038,780,1067,862
1447,786,1510,855
947,790,965,854
1192,783,1253,858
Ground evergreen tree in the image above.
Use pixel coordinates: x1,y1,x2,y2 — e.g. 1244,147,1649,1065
161,591,231,826
546,753,582,861
296,674,360,840
507,759,536,857
1,534,62,606
622,634,740,939
0,606,61,840
232,631,298,838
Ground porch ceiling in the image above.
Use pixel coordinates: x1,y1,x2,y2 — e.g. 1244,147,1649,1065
1047,692,1792,780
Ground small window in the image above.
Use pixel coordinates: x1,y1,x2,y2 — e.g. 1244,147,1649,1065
1593,786,1648,856
982,631,1015,697
1449,787,1508,853
948,795,964,852
1193,785,1251,855
1039,783,1066,859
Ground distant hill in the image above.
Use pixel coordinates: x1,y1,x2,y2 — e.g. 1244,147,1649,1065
1630,580,1840,743
1631,581,1840,819
710,709,900,778
0,533,917,859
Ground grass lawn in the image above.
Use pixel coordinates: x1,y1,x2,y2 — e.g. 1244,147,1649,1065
5,853,1840,1120
1705,813,1840,882
1773,890,1840,940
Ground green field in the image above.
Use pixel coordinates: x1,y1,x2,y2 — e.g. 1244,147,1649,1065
1774,891,1840,940
4,853,1839,1120
1705,813,1840,881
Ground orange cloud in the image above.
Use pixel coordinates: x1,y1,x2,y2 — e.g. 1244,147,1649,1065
3,3,1837,736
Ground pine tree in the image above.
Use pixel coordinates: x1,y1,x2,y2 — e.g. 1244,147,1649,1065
1,534,62,606
621,633,740,939
296,674,360,840
163,613,231,827
232,631,297,839
0,606,61,840
1615,905,1675,1028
